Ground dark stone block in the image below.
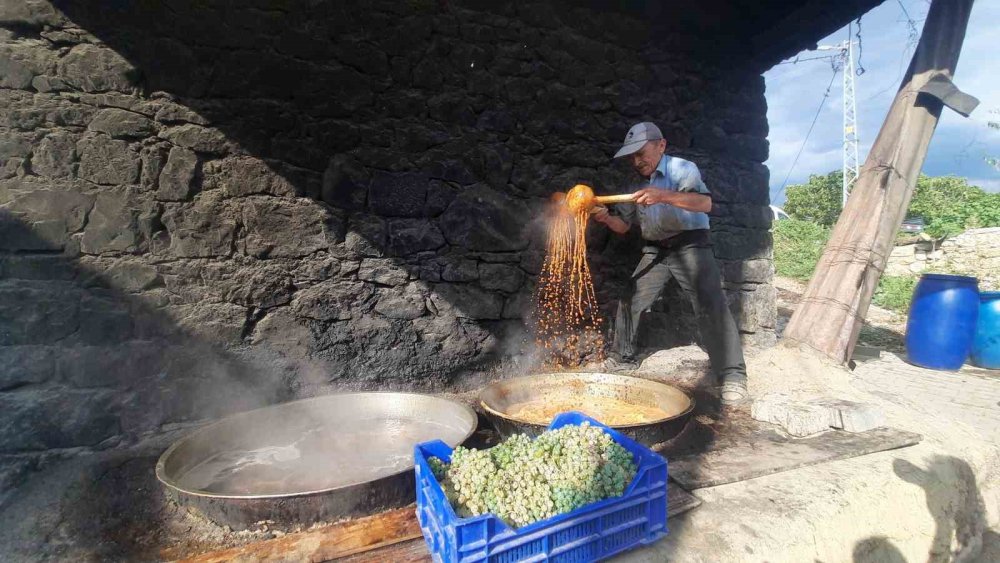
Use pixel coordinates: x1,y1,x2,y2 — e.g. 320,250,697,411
425,180,457,216
105,261,162,292
56,345,144,388
81,194,146,254
0,346,54,390
222,267,295,309
0,254,76,281
0,389,120,451
240,198,340,259
32,131,77,178
424,159,476,185
161,201,236,258
87,108,156,138
57,44,137,93
440,258,479,282
420,261,442,282
322,154,369,211
156,146,199,201
342,213,387,258
77,134,140,185
478,263,524,293
387,218,446,256
430,283,503,320
0,0,66,28
170,302,248,345
358,258,409,286
0,285,79,345
2,188,94,251
711,228,772,260
439,185,529,251
76,293,132,344
721,258,774,284
374,285,427,320
159,123,228,154
205,156,298,198
502,290,533,320
369,171,429,217
139,143,169,191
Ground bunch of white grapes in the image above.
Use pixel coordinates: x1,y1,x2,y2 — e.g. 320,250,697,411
428,422,637,528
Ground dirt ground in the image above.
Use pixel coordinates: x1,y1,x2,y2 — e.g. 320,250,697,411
774,275,907,353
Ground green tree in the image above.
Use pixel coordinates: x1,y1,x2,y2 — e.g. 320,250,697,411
780,171,1000,237
783,171,843,226
908,175,1000,237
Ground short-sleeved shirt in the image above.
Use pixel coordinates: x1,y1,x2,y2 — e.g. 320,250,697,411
616,155,711,241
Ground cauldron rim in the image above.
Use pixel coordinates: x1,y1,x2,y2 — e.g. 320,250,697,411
155,391,477,501
478,372,696,430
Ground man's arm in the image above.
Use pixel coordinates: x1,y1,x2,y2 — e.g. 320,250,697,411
592,206,630,234
634,188,712,212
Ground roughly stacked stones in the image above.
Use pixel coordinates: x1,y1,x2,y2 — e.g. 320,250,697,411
885,228,1000,289
0,0,775,483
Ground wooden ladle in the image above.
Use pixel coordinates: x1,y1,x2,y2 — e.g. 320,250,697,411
565,184,637,214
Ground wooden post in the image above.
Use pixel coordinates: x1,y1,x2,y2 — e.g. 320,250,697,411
782,0,977,363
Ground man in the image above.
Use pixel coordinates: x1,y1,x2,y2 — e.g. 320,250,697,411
593,122,749,405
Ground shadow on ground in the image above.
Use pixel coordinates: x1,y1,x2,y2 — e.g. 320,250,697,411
853,455,995,562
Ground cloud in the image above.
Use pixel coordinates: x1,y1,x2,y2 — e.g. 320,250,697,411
764,0,1000,202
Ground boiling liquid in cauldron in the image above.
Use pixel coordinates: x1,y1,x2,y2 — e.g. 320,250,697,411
507,396,671,426
177,417,450,495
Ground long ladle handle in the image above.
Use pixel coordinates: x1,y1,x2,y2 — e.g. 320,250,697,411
594,193,638,204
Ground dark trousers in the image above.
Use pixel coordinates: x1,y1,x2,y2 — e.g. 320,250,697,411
612,230,746,383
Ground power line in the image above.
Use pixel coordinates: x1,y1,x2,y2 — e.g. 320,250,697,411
896,0,921,40
853,17,866,75
775,54,838,66
775,68,839,203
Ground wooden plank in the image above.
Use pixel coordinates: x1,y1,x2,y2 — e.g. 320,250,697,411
669,427,922,490
176,507,422,563
337,539,430,563
338,482,700,562
667,480,701,518
180,483,699,562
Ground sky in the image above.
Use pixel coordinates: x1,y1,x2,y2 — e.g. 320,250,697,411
764,0,1000,206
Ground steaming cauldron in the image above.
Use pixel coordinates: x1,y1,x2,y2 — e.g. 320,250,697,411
156,392,476,530
480,372,694,446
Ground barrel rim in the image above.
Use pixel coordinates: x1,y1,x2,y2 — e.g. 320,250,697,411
919,273,979,284
981,291,1000,300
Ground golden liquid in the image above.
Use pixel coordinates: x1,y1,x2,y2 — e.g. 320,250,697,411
507,396,669,426
532,206,605,368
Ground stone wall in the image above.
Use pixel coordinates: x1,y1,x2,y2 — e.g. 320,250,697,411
0,0,775,471
885,228,1000,290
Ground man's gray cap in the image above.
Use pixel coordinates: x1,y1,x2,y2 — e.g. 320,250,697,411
613,122,663,159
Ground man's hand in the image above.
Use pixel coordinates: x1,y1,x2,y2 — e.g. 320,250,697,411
590,205,630,234
591,205,611,224
633,187,711,213
634,187,671,206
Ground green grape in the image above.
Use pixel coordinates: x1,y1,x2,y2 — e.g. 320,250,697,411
433,423,639,528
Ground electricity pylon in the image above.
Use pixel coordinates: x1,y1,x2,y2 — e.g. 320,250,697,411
817,40,860,207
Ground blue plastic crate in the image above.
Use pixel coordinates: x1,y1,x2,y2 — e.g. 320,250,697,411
414,412,668,563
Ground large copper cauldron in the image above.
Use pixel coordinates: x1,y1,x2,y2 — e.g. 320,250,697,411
156,392,476,530
480,372,694,446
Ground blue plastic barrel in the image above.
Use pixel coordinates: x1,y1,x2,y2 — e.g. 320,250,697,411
905,273,980,370
971,292,1000,369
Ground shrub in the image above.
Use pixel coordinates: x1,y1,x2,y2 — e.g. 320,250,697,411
872,276,918,313
772,219,830,280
